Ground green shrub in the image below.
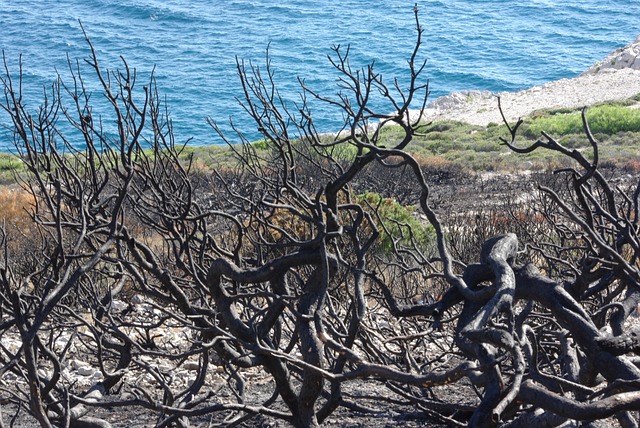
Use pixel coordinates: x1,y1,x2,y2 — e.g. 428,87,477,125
0,153,22,172
524,105,640,138
357,192,435,255
608,131,639,146
560,135,588,149
474,141,501,152
251,139,270,150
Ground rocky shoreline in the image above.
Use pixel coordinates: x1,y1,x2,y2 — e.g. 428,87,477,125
413,35,640,126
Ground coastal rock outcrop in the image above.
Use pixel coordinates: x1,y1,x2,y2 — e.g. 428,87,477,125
413,35,640,126
426,90,494,111
582,34,640,74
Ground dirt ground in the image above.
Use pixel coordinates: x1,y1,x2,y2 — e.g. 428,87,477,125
4,377,466,427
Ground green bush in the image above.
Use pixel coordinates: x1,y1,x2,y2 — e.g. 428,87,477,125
251,139,270,150
357,192,435,254
0,153,21,172
474,141,502,152
524,105,640,138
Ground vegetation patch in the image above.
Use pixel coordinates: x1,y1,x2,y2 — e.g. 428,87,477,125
523,104,640,138
357,191,435,254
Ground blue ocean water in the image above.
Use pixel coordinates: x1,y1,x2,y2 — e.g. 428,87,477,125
0,0,638,149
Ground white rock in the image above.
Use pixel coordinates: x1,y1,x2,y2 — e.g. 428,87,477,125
69,359,88,370
3,372,18,382
77,366,95,376
143,374,159,385
139,355,153,363
111,299,128,312
138,303,154,313
158,364,173,372
6,339,20,354
131,294,145,304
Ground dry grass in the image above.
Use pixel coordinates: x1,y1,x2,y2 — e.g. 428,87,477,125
0,186,35,231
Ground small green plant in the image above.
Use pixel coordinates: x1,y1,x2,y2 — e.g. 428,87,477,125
0,153,23,183
357,191,435,254
251,139,270,150
0,153,22,171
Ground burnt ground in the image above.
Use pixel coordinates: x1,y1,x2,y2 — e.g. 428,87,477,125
4,168,633,427
5,377,473,427
0,170,538,428
0,167,503,428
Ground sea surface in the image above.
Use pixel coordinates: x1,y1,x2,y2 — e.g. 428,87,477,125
1,0,638,149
